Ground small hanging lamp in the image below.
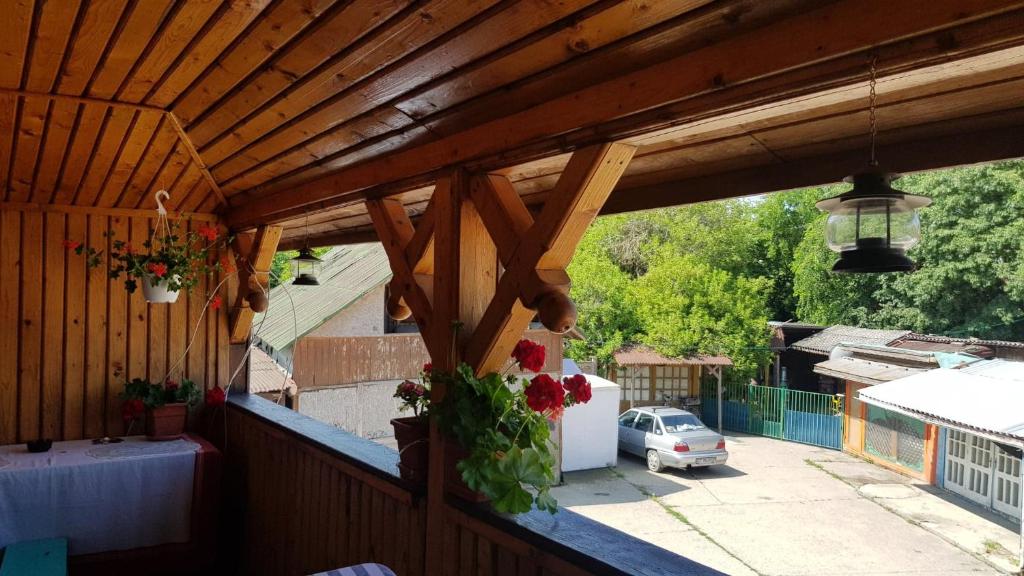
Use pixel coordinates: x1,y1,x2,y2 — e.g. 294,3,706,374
291,213,322,286
816,56,931,273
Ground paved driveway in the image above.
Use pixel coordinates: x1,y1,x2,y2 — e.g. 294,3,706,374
552,433,1009,576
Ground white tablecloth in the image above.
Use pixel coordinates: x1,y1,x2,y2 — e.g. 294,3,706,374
0,436,198,555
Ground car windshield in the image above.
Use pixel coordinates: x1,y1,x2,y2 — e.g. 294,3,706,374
661,414,706,432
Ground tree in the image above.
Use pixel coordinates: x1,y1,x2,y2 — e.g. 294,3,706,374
628,250,772,378
792,160,1024,339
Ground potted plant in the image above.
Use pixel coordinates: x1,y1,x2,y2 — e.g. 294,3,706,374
120,377,202,440
391,365,431,483
433,339,592,514
70,219,229,304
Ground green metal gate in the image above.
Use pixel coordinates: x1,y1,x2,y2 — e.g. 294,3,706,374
700,382,844,450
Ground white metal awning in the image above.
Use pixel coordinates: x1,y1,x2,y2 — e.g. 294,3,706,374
858,366,1024,446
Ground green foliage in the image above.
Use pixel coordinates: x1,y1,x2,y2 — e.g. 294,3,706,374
433,364,558,514
629,251,772,378
120,378,201,409
792,161,1024,339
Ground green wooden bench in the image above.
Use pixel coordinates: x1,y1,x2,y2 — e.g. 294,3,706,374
0,538,67,576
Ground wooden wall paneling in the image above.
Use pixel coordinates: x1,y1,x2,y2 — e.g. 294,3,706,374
7,97,49,202
188,236,207,383
189,0,416,156
128,218,149,383
74,107,140,206
86,0,176,100
31,99,79,204
25,0,83,93
52,105,107,204
398,0,709,121
0,0,33,90
41,212,65,439
106,214,129,435
0,211,16,443
218,255,233,392
84,214,109,438
92,111,163,207
116,1,222,104
56,0,131,96
64,213,87,439
17,211,42,441
211,0,598,188
145,0,273,108
170,0,341,125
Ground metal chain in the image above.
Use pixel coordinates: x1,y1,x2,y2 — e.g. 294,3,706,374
868,55,878,167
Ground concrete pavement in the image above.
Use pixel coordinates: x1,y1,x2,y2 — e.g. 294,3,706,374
553,434,1016,575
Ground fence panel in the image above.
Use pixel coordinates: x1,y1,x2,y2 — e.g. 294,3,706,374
700,381,843,450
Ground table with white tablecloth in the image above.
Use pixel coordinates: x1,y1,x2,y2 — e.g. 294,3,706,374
0,436,199,555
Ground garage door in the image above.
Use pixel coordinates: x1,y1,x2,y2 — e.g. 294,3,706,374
945,429,1022,519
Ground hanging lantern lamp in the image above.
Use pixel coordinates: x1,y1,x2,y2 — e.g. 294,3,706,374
816,56,931,273
291,213,323,286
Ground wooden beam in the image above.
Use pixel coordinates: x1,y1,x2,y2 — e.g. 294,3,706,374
465,143,635,375
602,114,1024,215
228,226,282,344
226,0,1024,228
366,198,434,342
166,112,228,208
0,201,219,221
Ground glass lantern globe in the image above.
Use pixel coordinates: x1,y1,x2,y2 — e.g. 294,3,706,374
290,247,323,286
816,168,930,273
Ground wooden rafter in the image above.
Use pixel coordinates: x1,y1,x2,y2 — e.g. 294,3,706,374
225,0,1024,228
228,225,283,344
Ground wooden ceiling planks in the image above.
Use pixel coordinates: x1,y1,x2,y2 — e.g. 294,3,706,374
0,0,1020,232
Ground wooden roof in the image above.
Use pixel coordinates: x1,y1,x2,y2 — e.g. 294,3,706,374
614,345,732,367
1,1,1023,244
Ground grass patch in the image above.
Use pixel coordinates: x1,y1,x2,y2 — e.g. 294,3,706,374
983,539,1011,557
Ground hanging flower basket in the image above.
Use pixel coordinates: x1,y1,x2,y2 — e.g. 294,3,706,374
142,275,182,304
67,191,232,304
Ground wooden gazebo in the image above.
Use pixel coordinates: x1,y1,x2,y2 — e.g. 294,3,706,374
2,1,1024,574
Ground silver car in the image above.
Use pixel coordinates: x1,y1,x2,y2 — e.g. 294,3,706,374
617,407,728,472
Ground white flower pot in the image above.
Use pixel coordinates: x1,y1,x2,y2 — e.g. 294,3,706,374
142,275,181,304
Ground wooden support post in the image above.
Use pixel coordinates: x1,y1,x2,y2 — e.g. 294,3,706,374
368,144,634,573
228,225,282,344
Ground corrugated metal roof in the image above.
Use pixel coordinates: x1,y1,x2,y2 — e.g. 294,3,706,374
254,243,392,352
814,357,927,386
614,345,732,367
250,347,297,394
790,325,911,355
859,363,1024,442
901,332,1024,349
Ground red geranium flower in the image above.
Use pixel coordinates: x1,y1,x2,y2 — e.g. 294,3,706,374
525,373,564,414
62,239,81,251
121,398,144,421
123,243,136,255
219,254,235,274
511,339,546,373
205,387,226,407
147,262,168,278
210,294,223,311
165,380,179,391
422,362,432,374
196,224,218,242
563,374,592,404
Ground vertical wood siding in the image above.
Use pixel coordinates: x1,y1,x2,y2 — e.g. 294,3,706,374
0,207,229,443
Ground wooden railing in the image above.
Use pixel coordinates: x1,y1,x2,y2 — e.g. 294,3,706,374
224,394,721,576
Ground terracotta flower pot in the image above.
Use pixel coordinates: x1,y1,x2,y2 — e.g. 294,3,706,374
142,275,181,304
146,403,187,440
444,439,489,504
391,416,429,483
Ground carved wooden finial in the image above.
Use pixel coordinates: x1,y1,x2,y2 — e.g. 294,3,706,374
387,291,412,321
247,290,269,313
536,290,576,334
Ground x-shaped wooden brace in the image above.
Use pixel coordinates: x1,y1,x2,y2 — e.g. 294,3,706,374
366,197,437,355
465,142,636,374
229,225,283,344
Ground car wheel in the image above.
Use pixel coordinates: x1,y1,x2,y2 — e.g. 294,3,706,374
646,449,664,472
